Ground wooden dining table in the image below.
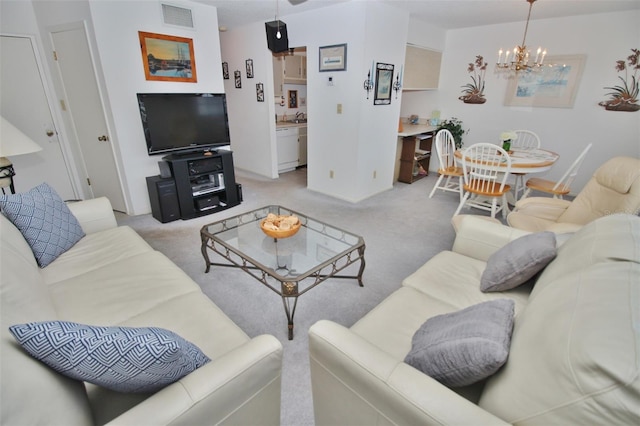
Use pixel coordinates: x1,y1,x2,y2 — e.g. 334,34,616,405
454,147,560,205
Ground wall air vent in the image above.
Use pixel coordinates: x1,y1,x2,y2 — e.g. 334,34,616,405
162,4,194,28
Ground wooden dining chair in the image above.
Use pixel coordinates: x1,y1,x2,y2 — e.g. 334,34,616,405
521,143,593,200
429,129,463,202
454,143,512,219
511,130,542,200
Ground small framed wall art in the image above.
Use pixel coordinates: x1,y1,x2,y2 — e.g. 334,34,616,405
319,43,347,72
246,59,254,78
288,90,298,108
256,83,264,102
374,62,394,105
138,31,196,82
234,70,241,88
222,62,229,79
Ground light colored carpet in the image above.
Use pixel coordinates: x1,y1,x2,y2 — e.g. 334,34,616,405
115,167,494,425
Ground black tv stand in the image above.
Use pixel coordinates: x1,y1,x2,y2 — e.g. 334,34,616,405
151,150,241,220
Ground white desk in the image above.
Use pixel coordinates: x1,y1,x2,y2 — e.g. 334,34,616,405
398,124,438,137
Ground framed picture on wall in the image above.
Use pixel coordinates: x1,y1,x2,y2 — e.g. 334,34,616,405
256,83,264,102
374,62,394,105
288,90,298,108
504,54,586,108
138,31,197,82
246,59,254,78
234,70,242,88
222,62,229,79
319,43,347,72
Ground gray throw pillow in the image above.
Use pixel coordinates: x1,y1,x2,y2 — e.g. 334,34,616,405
480,231,557,292
404,299,515,387
9,321,211,393
0,182,85,267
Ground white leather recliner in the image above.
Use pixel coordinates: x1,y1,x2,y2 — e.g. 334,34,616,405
507,156,640,233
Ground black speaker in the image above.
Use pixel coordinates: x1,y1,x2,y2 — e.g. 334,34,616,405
158,161,172,178
265,20,288,53
236,183,243,202
146,176,180,223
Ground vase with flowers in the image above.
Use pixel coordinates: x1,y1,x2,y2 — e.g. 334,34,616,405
500,131,518,152
459,55,488,104
598,48,639,112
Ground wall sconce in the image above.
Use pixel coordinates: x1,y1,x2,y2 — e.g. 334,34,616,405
363,67,374,99
393,65,403,98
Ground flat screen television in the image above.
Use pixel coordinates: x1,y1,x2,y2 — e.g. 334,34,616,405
137,93,230,155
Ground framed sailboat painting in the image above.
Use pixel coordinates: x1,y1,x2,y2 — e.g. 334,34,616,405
138,31,197,82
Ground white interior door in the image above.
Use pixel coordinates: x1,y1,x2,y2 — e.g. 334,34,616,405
49,23,126,212
0,35,75,198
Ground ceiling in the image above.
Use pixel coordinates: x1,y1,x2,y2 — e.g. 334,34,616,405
195,0,640,32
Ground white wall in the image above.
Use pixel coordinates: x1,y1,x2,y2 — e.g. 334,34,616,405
6,2,638,212
0,0,91,200
402,10,640,193
220,23,278,179
221,1,410,202
351,1,409,200
399,19,446,127
87,0,224,215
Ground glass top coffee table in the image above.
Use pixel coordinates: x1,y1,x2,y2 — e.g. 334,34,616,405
200,205,366,340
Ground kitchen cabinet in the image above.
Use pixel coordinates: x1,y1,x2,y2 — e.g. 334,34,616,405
273,56,285,97
298,126,307,166
273,54,307,98
403,44,441,90
277,127,299,173
284,54,306,84
276,125,307,172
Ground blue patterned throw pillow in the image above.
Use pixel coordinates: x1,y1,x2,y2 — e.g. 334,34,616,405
9,321,211,393
0,182,85,267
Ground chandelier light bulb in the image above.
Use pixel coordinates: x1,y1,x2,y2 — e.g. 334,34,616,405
495,0,551,75
276,30,281,39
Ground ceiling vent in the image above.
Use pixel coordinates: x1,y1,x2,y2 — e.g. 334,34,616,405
162,4,194,28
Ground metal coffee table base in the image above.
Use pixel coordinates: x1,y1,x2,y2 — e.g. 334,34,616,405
202,237,365,340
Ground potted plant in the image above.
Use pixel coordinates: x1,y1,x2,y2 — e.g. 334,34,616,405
437,117,467,149
598,48,639,112
459,55,487,104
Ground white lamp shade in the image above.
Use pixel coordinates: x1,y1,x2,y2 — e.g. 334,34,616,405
0,116,43,157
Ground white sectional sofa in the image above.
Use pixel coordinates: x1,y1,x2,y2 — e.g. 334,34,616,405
309,214,640,425
1,196,283,425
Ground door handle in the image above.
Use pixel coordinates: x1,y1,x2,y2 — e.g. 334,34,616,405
98,135,109,142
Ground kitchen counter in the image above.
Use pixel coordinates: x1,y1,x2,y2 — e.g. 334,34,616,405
398,123,438,137
276,121,307,129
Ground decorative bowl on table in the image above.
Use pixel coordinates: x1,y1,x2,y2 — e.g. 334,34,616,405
260,214,301,238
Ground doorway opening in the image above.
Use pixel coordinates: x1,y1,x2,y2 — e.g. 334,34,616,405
273,46,307,183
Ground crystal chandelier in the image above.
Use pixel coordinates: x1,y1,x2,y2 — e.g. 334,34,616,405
496,0,547,74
